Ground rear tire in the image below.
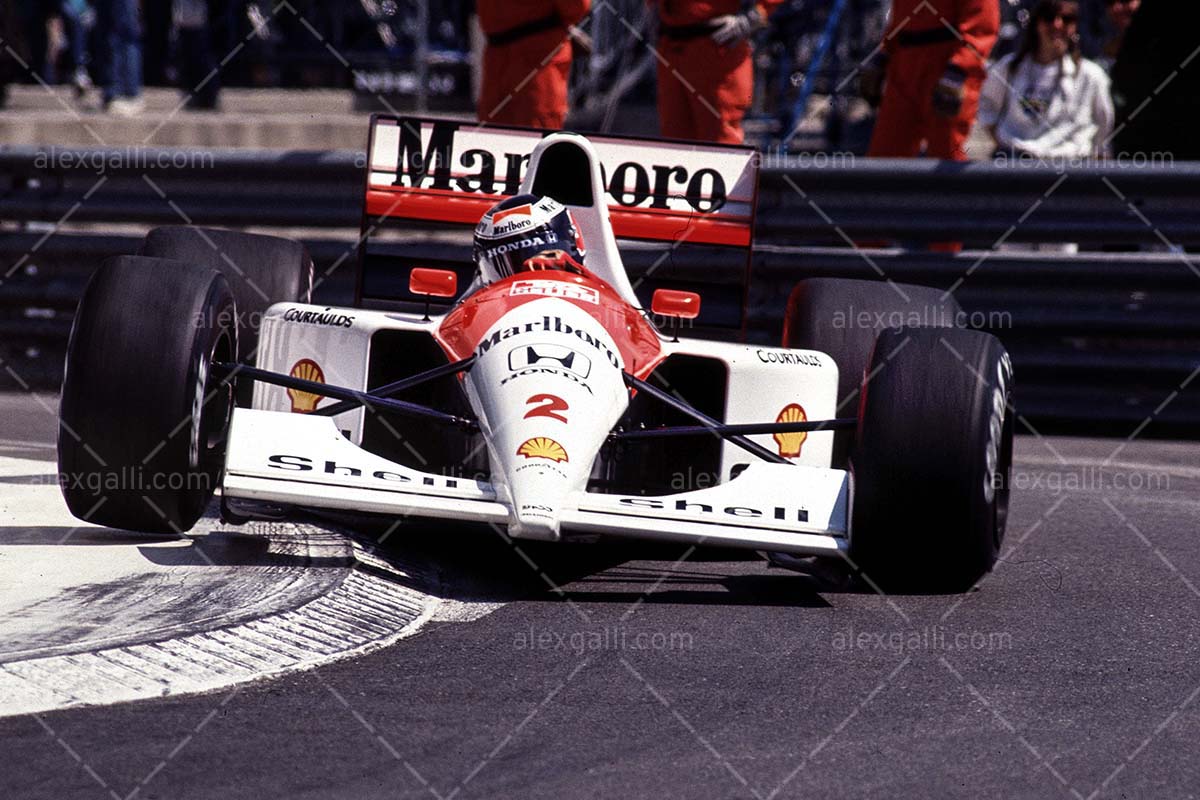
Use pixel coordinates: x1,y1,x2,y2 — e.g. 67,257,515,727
58,256,237,533
849,326,1014,592
783,278,963,467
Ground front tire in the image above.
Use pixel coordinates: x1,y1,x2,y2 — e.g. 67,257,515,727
783,278,963,468
58,256,237,533
849,326,1014,592
140,226,312,403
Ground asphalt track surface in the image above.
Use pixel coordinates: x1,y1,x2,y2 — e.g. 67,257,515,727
3,392,1200,799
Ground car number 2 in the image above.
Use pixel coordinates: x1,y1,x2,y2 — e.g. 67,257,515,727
524,393,568,423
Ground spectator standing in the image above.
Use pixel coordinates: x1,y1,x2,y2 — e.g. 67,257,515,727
978,0,1113,159
1098,0,1137,71
143,0,171,85
20,0,92,94
21,0,51,85
654,0,781,145
60,0,95,96
174,0,220,110
477,0,589,129
0,1,30,108
861,0,1000,160
1110,0,1200,160
93,0,142,115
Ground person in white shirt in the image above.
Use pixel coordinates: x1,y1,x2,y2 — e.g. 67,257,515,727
978,0,1114,160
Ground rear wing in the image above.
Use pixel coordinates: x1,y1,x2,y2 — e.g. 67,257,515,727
356,116,760,332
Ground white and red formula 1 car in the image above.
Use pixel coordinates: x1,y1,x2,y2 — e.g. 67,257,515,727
58,117,1014,590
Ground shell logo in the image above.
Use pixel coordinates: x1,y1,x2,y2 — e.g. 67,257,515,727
773,403,808,458
287,359,325,413
516,437,569,463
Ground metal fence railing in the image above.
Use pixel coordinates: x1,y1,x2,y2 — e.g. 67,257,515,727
3,146,1196,246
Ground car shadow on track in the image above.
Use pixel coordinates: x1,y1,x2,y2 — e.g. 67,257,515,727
137,529,354,569
353,516,854,609
0,526,180,546
0,525,354,571
547,575,835,608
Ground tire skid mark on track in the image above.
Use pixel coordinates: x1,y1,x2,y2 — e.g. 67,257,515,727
0,529,348,663
0,532,442,719
0,451,460,718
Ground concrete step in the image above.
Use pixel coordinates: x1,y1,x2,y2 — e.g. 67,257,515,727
0,85,473,149
3,85,359,114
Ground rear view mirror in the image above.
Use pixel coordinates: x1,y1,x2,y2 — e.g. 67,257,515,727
651,289,701,319
409,267,458,298
651,289,701,342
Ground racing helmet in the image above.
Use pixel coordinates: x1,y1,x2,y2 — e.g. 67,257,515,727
473,194,587,282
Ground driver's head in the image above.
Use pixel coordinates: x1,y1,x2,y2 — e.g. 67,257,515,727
473,194,587,282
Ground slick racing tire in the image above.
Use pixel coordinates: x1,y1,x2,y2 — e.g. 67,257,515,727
849,326,1014,592
141,226,313,402
782,278,963,468
58,256,237,534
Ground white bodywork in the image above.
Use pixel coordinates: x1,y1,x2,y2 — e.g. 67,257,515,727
223,409,849,555
233,302,849,556
225,127,852,558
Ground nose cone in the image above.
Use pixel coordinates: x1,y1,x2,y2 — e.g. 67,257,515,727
508,436,576,541
464,298,630,540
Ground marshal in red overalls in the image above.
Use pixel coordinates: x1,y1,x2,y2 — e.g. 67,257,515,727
478,0,590,130
654,0,782,145
867,0,999,160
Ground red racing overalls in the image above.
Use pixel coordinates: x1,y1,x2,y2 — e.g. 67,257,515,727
867,0,999,160
655,0,782,144
478,0,590,130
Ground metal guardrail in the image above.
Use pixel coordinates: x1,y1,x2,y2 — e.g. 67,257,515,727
757,161,1200,246
758,158,1200,242
3,147,1198,245
1,146,1198,435
0,147,363,228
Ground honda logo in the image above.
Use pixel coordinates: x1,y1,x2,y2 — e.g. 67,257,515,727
507,343,592,379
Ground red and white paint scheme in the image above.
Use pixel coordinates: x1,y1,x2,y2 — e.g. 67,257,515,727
226,121,849,557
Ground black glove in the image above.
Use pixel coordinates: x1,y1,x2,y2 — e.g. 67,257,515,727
710,9,765,45
931,64,966,118
858,51,889,108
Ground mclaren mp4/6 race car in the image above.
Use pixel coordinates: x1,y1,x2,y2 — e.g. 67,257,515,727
57,117,1015,591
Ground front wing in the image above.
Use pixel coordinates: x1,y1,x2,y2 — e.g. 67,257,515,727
222,410,850,556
